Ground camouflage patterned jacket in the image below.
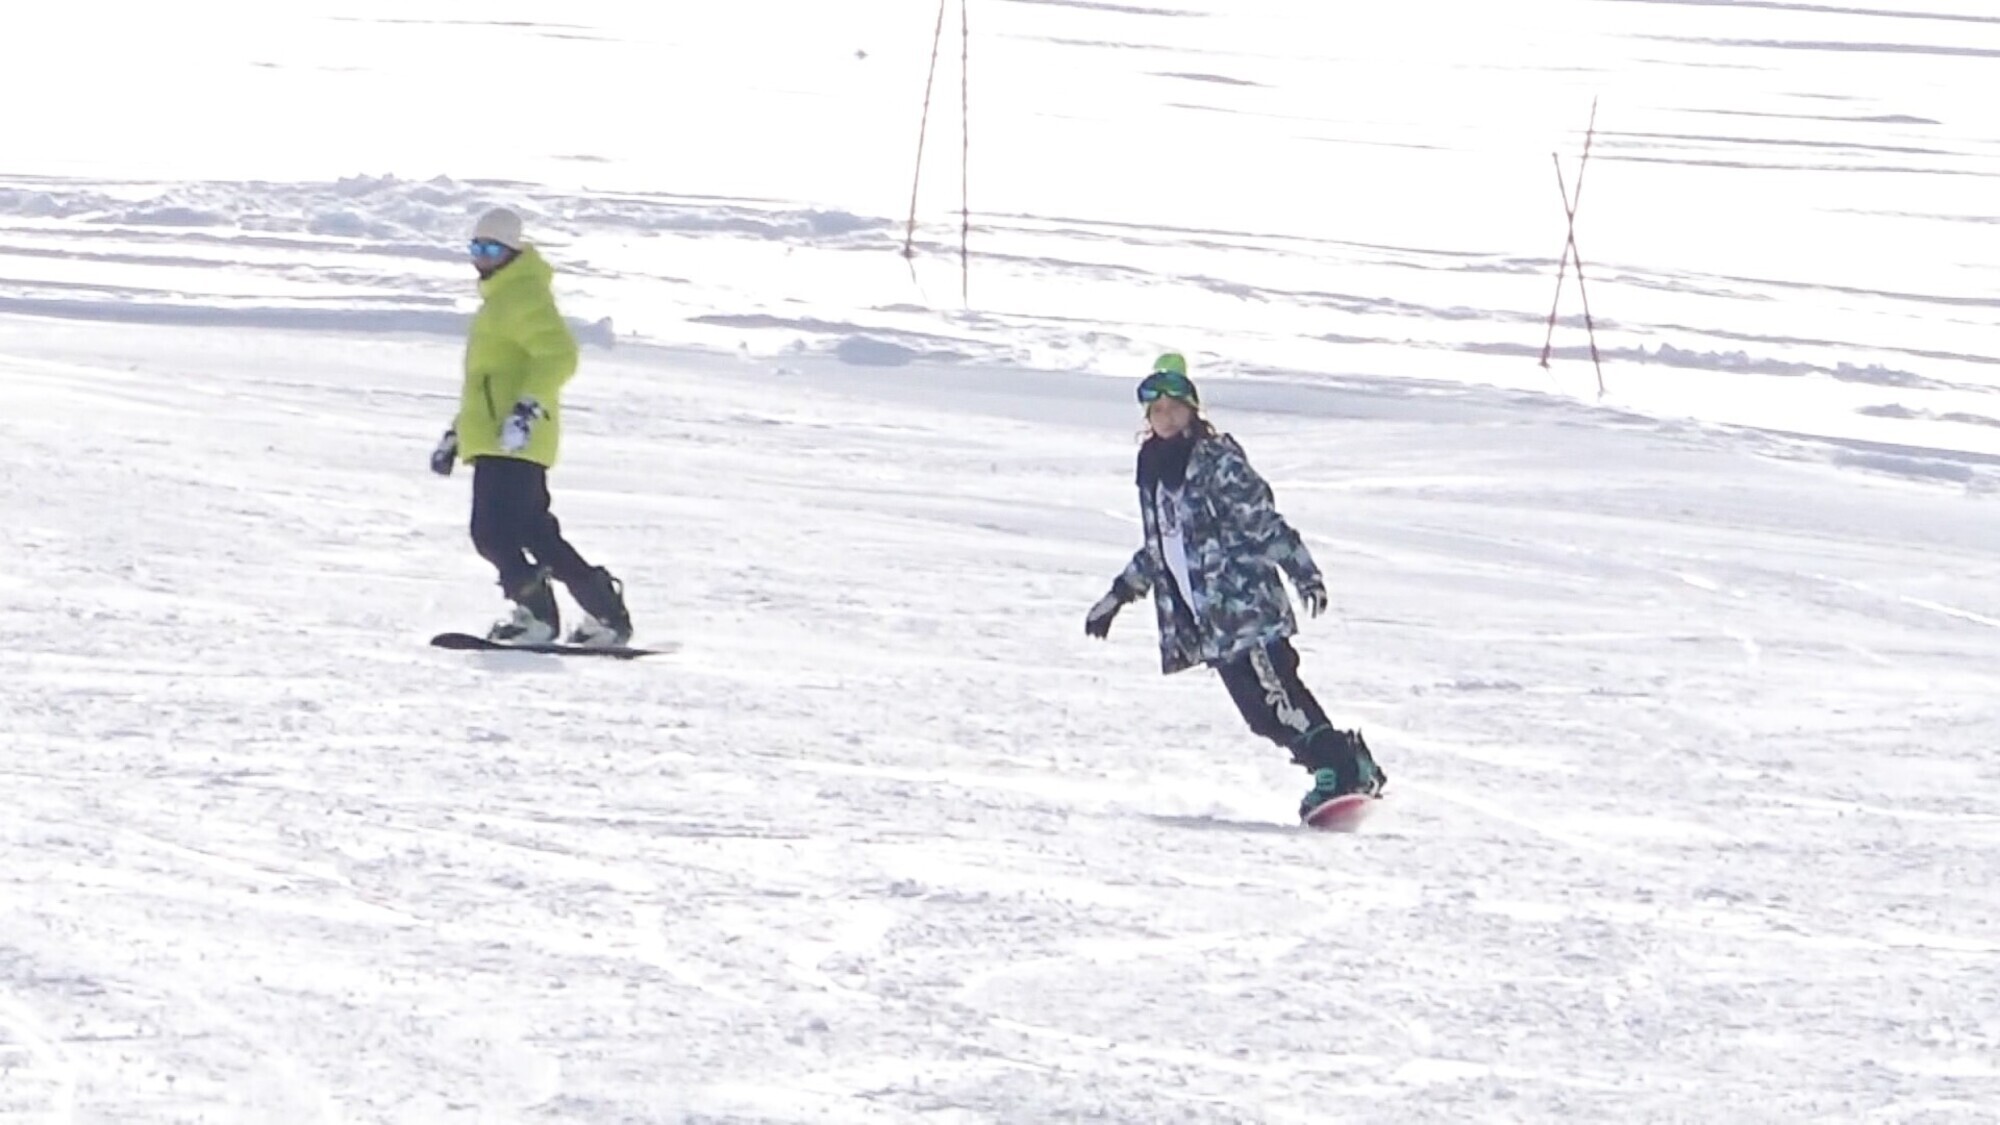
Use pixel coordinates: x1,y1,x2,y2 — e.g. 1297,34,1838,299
1112,432,1324,675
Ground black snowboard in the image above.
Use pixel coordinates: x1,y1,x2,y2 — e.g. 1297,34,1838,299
429,632,671,660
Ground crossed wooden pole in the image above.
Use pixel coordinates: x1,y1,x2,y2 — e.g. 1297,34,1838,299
1540,97,1604,396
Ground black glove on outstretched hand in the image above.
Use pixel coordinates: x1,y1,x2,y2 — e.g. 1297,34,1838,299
430,428,459,476
1297,575,1328,618
1084,581,1134,639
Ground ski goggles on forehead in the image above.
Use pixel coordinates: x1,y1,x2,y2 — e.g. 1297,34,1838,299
468,238,513,261
1136,369,1196,404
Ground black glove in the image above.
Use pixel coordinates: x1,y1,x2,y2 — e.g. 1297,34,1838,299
430,428,459,476
1297,576,1327,618
1084,583,1132,639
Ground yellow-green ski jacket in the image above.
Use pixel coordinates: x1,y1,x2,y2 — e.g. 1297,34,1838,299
455,246,578,467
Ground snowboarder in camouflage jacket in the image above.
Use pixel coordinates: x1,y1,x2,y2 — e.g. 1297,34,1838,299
1084,354,1385,820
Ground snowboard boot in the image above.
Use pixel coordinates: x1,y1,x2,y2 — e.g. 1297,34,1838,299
488,567,560,645
1345,730,1387,798
1292,726,1388,803
1299,768,1347,822
564,565,633,648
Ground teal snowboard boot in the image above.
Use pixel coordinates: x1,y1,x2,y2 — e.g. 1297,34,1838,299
1298,768,1346,821
1292,727,1388,812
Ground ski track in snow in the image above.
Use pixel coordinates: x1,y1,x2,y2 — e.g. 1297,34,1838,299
3,167,1999,477
1,1,1999,1121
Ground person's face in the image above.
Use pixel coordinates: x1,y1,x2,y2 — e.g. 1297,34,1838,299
1147,396,1194,439
470,238,515,277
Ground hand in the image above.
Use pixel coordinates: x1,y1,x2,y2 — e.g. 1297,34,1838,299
1297,578,1327,618
499,398,545,453
1084,588,1127,639
429,428,458,476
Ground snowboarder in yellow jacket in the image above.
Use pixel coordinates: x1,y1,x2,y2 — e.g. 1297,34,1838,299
429,207,633,647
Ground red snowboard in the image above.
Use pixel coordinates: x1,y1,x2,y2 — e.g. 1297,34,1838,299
1302,793,1378,832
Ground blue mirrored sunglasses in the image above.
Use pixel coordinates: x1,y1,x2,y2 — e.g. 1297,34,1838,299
1136,370,1195,404
469,238,513,261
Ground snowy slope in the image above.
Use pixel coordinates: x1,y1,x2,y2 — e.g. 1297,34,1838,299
3,1,2000,1122
7,319,2000,1122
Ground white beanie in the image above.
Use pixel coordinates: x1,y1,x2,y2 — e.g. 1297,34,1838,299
472,207,524,249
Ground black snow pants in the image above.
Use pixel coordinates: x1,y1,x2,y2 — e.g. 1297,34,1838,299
1214,637,1373,789
468,456,597,598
